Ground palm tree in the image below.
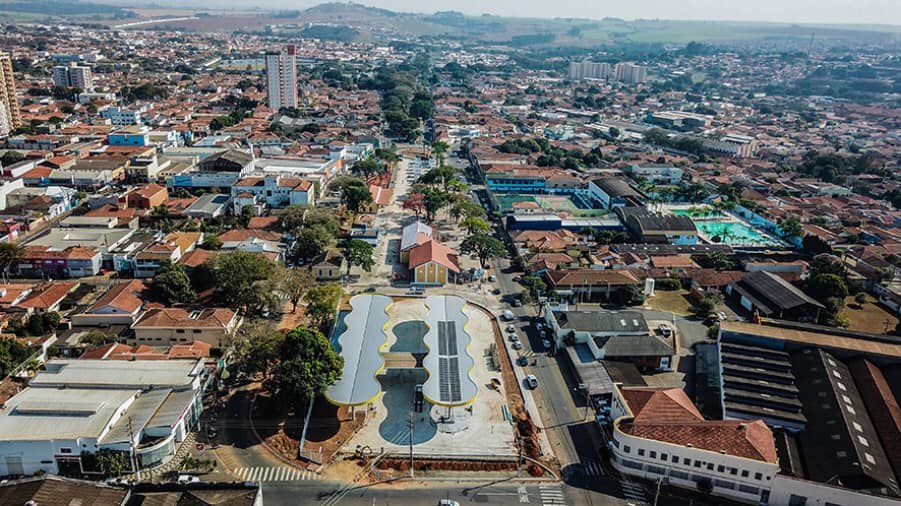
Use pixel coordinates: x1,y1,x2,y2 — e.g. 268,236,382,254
0,242,25,283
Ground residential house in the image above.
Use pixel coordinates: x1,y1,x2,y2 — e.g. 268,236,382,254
399,221,432,263
545,269,643,304
311,249,344,281
71,279,147,326
121,183,168,210
131,308,241,349
19,245,102,278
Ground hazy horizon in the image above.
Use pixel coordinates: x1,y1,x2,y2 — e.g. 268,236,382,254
233,0,901,26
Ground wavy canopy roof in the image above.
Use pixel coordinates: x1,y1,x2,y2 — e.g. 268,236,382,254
421,295,478,407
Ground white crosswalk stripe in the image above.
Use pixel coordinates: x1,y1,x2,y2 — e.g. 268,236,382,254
538,485,566,505
234,466,317,482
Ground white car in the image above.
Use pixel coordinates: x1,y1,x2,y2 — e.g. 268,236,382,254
177,475,200,485
525,374,539,389
717,312,728,321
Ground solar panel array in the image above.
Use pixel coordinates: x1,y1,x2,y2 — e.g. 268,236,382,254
437,321,462,402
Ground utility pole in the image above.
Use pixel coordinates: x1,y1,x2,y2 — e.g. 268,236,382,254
408,412,414,478
127,417,140,482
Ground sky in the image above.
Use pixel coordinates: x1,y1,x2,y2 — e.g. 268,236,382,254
276,0,901,25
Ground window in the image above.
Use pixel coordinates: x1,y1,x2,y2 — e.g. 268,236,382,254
624,445,631,453
647,465,666,475
621,459,644,471
741,470,749,478
847,406,856,415
707,463,714,471
714,479,735,490
670,470,689,480
853,422,863,432
788,494,807,506
683,458,691,466
661,453,668,461
865,453,876,465
754,472,763,480
837,382,847,391
694,461,702,468
717,465,725,473
637,449,645,457
193,329,201,334
176,329,185,334
738,484,759,495
858,436,869,447
60,448,72,454
649,451,657,459
671,455,679,464
730,468,738,475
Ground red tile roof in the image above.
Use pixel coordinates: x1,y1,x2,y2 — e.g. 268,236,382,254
408,239,460,273
618,387,777,463
85,279,146,314
133,308,236,329
17,282,78,310
218,229,281,242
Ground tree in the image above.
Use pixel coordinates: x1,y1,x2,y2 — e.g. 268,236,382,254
854,292,868,305
421,187,448,222
431,141,449,164
0,150,25,166
79,330,119,346
608,127,620,138
0,338,29,377
280,267,314,312
341,239,374,276
279,205,308,233
351,157,384,178
236,326,284,381
461,234,507,268
460,217,490,236
209,252,277,311
802,234,832,256
305,283,342,327
200,235,222,250
294,226,333,261
402,192,427,219
239,204,256,228
807,273,849,301
779,217,804,240
265,327,343,405
419,166,457,192
0,242,25,283
330,177,372,216
94,449,129,477
451,201,485,222
151,263,197,305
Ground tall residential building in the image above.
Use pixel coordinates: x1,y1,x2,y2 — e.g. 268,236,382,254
0,52,22,138
569,61,611,80
51,63,94,91
265,44,298,112
614,62,648,84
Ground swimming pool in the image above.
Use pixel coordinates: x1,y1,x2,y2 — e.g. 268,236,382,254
696,220,776,245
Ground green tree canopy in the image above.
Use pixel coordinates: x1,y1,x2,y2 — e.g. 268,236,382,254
460,216,490,236
209,251,277,311
341,239,374,275
265,327,344,404
305,283,342,327
151,263,197,305
461,234,507,268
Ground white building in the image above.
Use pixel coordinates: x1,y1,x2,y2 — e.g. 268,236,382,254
265,45,298,111
51,63,94,91
569,61,611,80
0,360,206,476
614,62,647,84
608,385,779,505
100,106,142,126
628,164,684,185
231,174,315,212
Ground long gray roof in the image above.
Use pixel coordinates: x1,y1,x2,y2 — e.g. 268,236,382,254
325,294,392,407
421,295,478,407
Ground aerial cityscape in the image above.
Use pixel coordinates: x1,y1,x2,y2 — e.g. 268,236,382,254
0,2,899,505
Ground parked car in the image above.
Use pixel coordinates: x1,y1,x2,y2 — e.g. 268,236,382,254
717,312,728,321
509,334,520,342
525,374,539,389
487,275,497,282
502,310,515,321
505,325,516,333
439,500,460,506
492,288,502,295
658,324,672,337
177,475,200,485
511,299,523,308
542,339,552,350
516,356,529,366
512,341,523,350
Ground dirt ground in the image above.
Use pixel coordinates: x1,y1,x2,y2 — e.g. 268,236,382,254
644,289,696,316
843,294,900,334
253,394,364,467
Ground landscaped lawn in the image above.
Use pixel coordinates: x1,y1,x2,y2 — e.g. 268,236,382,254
842,294,900,335
645,289,696,316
